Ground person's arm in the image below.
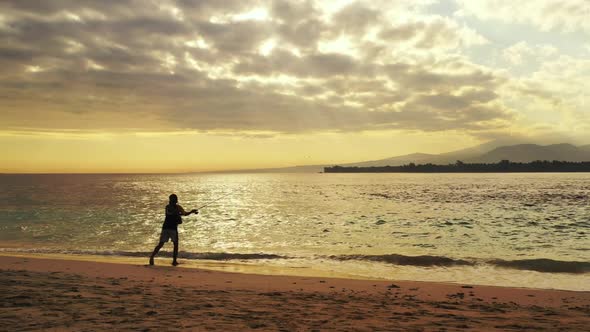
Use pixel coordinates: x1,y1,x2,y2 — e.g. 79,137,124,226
177,205,198,216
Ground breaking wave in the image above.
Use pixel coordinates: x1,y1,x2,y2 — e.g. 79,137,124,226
326,254,590,273
328,254,474,267
489,258,590,274
0,248,286,260
2,248,589,273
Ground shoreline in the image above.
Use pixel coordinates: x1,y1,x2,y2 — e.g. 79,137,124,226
1,254,589,331
1,248,589,292
0,246,590,291
0,251,367,281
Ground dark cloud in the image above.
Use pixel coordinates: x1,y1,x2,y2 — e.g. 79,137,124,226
380,18,480,49
413,90,498,110
197,21,271,53
233,50,363,78
276,18,326,49
179,0,258,18
384,64,501,92
380,23,423,41
0,0,512,135
270,1,327,49
271,0,317,23
332,2,380,35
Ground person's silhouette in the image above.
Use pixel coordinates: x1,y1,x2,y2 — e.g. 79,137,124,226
149,194,198,266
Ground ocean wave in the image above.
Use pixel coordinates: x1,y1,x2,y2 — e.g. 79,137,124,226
2,247,588,274
327,254,474,267
326,254,590,273
0,248,286,261
489,258,590,274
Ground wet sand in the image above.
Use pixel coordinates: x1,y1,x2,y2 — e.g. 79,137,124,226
1,255,589,331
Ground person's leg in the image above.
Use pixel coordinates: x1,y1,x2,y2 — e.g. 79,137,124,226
172,240,179,266
149,242,165,265
151,229,172,265
171,230,179,266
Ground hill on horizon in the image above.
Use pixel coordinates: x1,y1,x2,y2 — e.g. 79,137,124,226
206,142,590,173
469,143,590,163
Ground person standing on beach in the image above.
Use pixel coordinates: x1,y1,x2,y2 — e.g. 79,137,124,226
149,194,198,266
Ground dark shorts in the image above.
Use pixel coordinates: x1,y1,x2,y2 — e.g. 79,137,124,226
159,229,178,243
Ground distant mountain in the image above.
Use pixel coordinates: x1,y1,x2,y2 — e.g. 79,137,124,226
428,139,518,164
344,153,435,167
343,139,529,167
470,144,590,163
205,141,590,173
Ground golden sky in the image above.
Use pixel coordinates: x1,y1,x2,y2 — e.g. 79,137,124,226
1,1,589,172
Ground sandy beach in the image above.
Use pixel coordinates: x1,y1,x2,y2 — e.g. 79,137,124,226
1,255,589,331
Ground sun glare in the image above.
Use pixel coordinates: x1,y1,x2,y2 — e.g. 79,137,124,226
184,37,210,50
258,39,276,56
318,35,360,58
232,7,270,22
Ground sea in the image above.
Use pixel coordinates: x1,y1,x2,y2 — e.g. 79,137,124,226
1,173,589,291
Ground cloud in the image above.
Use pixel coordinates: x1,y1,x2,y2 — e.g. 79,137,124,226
0,0,513,136
331,2,379,36
502,42,558,66
455,0,590,34
499,54,590,140
379,19,478,50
